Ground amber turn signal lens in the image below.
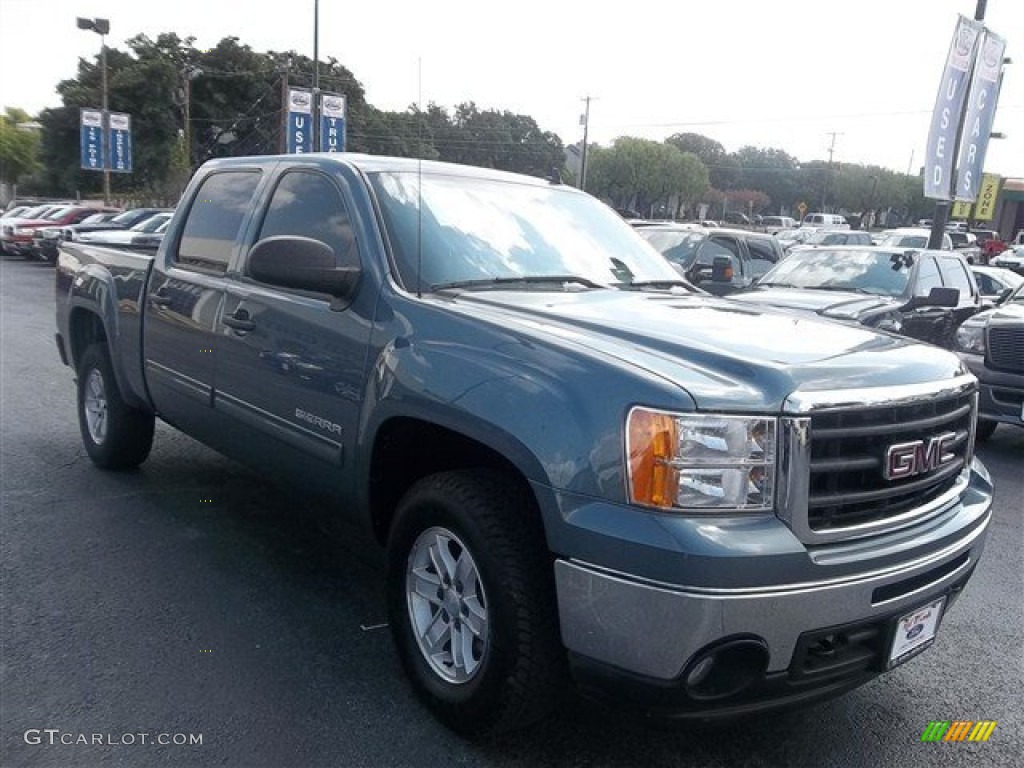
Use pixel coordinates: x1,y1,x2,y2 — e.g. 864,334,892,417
627,409,678,508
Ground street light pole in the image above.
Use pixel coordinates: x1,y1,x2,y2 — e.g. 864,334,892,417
100,35,109,205
77,16,111,205
312,0,320,151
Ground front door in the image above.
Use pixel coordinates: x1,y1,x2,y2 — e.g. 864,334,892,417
214,168,374,496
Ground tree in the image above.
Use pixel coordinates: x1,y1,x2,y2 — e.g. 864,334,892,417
731,145,801,210
665,132,737,190
586,138,708,217
0,107,42,184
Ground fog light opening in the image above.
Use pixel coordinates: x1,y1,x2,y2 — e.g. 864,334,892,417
683,637,769,701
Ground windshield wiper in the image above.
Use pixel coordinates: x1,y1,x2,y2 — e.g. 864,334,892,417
429,275,604,291
621,279,697,291
812,285,876,294
756,281,801,288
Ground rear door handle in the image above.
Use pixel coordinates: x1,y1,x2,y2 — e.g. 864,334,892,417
223,309,255,332
150,290,172,307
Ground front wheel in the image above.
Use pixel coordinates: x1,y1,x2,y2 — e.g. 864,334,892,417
386,470,565,737
77,343,155,469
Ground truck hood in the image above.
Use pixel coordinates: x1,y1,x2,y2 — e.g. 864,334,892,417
443,290,963,412
730,287,899,320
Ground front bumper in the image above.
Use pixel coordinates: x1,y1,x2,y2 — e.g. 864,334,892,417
552,459,992,715
960,352,1024,426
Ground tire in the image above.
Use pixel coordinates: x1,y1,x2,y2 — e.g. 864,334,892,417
975,419,998,442
385,469,565,737
77,343,155,469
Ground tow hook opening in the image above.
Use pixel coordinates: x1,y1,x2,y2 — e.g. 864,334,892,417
683,637,770,701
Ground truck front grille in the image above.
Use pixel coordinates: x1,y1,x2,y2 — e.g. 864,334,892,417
987,327,1024,373
805,392,974,533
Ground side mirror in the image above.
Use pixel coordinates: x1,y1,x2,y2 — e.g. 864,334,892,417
711,255,734,282
912,286,959,308
248,235,360,302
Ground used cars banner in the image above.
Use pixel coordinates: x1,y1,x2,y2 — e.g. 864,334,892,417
923,15,983,201
319,93,346,153
80,109,104,171
286,88,313,154
954,31,1006,202
108,112,133,173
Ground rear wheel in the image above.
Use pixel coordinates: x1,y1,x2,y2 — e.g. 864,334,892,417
77,343,155,469
385,469,565,737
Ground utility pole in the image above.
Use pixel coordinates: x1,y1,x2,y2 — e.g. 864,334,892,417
78,17,111,204
822,131,842,212
579,96,593,192
929,0,988,249
279,62,290,154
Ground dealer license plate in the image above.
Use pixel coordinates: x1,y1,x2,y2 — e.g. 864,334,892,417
889,597,945,668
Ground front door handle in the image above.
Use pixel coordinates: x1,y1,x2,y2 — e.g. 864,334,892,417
223,309,255,332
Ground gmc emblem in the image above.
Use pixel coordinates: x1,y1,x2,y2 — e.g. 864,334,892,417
883,432,957,480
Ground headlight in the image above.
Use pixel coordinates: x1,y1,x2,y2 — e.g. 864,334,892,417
626,409,776,512
956,323,986,355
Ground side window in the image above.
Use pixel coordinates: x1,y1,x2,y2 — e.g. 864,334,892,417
176,171,262,273
746,238,777,278
938,257,973,297
256,171,358,267
914,258,943,297
974,273,996,295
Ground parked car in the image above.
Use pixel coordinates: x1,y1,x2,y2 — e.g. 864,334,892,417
990,246,1024,276
775,228,816,251
60,207,171,241
732,246,982,349
787,229,873,252
970,265,1024,303
972,229,1007,260
0,204,69,254
33,212,123,263
947,230,983,264
722,211,751,226
956,282,1024,440
76,212,175,246
55,152,992,736
760,215,797,233
876,228,954,251
2,205,119,258
800,212,849,229
636,224,784,295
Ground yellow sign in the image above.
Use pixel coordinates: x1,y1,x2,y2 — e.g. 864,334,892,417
951,201,973,220
974,175,1001,221
796,201,807,216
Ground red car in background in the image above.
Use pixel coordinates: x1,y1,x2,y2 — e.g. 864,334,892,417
973,229,1008,263
0,205,120,258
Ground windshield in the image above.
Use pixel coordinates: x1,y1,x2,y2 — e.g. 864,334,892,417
43,206,73,220
111,209,154,227
758,248,913,296
130,214,172,233
369,172,681,290
637,229,706,267
79,213,110,225
879,233,927,249
807,230,845,245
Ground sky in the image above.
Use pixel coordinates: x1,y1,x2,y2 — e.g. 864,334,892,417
1,0,1022,178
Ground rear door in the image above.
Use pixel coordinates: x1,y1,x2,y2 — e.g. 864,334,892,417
938,255,982,334
143,168,264,440
214,166,373,494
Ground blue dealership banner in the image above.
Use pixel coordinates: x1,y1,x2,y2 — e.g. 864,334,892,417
108,111,133,173
286,88,313,154
319,92,346,152
80,108,104,171
954,31,1006,202
923,15,982,200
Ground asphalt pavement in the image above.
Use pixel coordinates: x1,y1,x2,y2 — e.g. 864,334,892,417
2,252,1021,767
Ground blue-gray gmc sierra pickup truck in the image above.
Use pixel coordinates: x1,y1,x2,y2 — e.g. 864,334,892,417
56,154,993,737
